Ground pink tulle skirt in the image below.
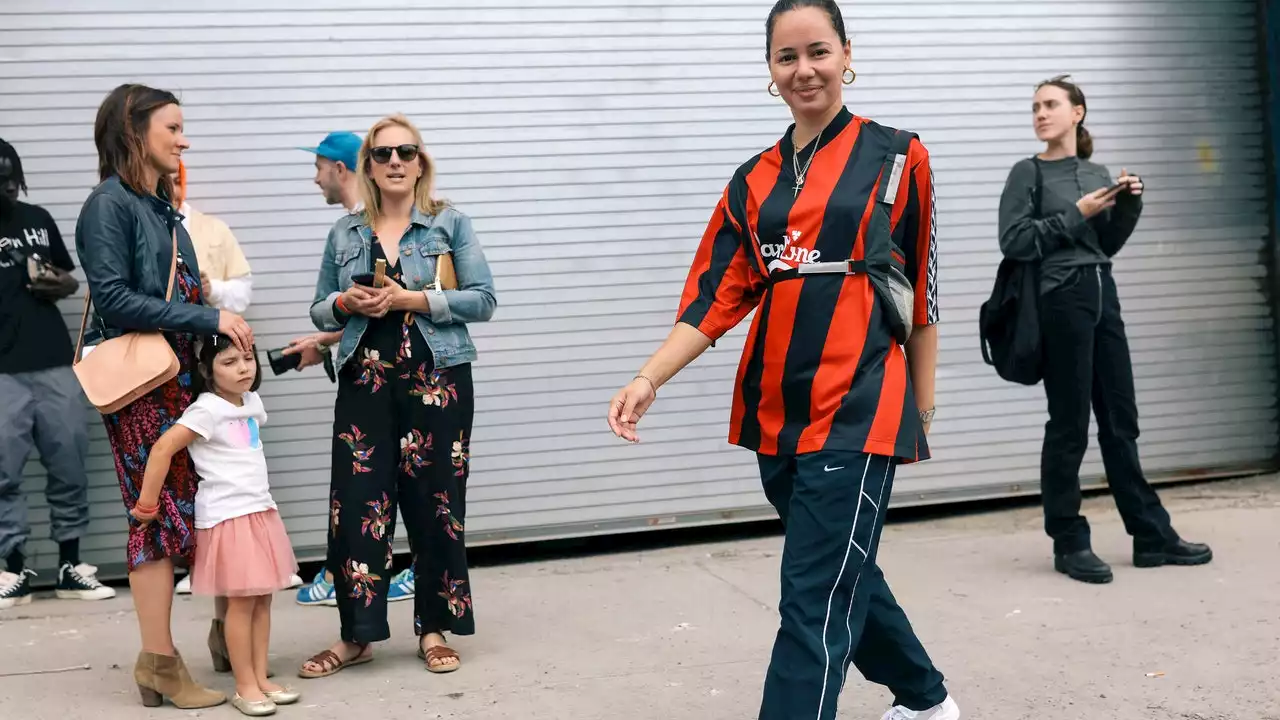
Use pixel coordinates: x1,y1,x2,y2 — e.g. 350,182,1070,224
191,509,298,597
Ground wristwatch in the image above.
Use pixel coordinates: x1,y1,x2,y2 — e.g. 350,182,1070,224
919,407,935,424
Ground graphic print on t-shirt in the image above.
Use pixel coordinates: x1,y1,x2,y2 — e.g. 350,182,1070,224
0,201,77,374
228,417,262,449
0,226,50,268
758,228,821,275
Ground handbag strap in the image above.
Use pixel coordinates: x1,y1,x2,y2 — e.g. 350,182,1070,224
75,226,180,364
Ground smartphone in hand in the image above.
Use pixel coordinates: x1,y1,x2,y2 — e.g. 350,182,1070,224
351,258,388,288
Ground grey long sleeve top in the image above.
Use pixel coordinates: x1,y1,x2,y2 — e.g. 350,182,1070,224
997,156,1143,293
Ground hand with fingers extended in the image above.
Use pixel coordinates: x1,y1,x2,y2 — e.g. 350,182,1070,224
607,375,659,443
340,283,395,318
217,310,254,352
282,332,339,370
1117,167,1143,197
1076,184,1122,219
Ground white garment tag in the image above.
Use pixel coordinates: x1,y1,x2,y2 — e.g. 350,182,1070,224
883,153,907,205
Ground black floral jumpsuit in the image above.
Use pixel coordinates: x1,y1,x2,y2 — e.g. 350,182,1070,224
328,241,475,644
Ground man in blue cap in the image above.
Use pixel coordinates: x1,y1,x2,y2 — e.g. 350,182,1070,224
284,130,363,375
287,131,417,608
283,132,362,376
301,131,363,213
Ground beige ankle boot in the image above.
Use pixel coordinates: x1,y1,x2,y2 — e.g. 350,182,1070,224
134,650,226,709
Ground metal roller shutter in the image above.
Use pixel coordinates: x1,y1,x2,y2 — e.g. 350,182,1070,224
1,0,1273,576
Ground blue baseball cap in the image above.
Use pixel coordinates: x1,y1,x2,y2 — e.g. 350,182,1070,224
300,132,362,172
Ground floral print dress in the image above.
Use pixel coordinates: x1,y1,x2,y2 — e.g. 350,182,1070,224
328,241,475,644
105,258,203,572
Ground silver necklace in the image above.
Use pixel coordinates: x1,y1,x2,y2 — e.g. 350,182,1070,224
792,128,823,197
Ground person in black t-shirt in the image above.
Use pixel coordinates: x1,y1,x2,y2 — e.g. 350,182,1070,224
0,138,114,609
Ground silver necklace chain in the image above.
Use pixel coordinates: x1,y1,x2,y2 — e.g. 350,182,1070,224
792,128,823,197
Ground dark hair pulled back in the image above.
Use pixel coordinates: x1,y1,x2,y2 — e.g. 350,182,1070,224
1036,74,1093,159
765,0,847,59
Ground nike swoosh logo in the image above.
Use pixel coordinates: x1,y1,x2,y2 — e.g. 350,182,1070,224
824,465,844,472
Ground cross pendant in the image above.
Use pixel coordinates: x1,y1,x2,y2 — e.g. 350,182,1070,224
793,179,804,197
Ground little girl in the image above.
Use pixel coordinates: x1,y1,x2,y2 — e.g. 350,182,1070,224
133,335,300,717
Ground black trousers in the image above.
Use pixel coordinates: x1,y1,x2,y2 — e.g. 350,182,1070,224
327,312,476,644
757,451,947,720
1039,265,1175,555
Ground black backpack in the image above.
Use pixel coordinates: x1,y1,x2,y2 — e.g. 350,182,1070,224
978,158,1043,385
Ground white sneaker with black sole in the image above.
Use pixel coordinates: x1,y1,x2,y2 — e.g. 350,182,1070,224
56,563,116,601
0,569,36,609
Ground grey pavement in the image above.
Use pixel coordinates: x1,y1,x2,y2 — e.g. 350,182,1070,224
1,476,1277,720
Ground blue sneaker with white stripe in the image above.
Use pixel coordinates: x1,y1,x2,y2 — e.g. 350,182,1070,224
387,566,415,603
295,568,336,606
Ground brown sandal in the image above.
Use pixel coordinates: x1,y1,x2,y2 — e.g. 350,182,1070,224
298,643,372,679
418,644,461,674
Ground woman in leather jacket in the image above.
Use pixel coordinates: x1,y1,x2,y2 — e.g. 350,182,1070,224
74,83,253,710
299,114,495,679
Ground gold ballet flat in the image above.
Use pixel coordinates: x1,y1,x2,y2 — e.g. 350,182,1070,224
231,694,277,717
264,687,301,705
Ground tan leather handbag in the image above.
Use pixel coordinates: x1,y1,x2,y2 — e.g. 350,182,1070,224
434,252,458,291
72,229,181,414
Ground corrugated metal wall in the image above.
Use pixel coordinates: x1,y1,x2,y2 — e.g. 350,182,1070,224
1,0,1274,576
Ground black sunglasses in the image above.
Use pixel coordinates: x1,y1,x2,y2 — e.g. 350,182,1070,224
369,144,419,164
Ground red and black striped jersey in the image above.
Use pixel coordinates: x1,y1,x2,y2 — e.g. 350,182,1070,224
677,107,939,462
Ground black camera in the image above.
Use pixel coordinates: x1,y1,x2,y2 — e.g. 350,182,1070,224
266,345,336,383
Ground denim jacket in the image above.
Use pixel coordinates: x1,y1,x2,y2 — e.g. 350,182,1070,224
74,176,220,344
310,205,497,370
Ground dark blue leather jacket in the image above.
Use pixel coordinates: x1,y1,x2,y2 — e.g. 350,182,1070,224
74,176,220,343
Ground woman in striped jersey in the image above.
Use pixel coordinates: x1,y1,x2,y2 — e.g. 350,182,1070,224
607,2,958,719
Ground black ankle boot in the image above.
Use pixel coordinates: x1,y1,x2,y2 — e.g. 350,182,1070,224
1054,549,1114,584
1134,538,1213,568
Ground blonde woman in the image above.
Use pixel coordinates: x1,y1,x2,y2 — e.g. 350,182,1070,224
299,114,496,678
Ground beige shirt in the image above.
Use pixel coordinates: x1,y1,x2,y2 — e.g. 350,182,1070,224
181,203,253,313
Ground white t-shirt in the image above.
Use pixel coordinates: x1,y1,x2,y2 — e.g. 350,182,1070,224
177,391,276,529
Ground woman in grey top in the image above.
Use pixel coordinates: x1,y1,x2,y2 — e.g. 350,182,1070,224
997,75,1212,584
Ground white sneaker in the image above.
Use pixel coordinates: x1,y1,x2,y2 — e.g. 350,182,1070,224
287,573,304,589
55,563,116,601
0,569,36,609
882,695,960,720
175,574,193,595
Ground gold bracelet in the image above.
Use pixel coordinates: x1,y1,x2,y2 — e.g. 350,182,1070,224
635,373,658,397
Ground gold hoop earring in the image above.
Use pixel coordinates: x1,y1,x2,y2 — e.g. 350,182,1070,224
768,81,780,97
843,68,856,85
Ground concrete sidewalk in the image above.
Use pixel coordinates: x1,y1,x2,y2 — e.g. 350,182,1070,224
1,477,1277,720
